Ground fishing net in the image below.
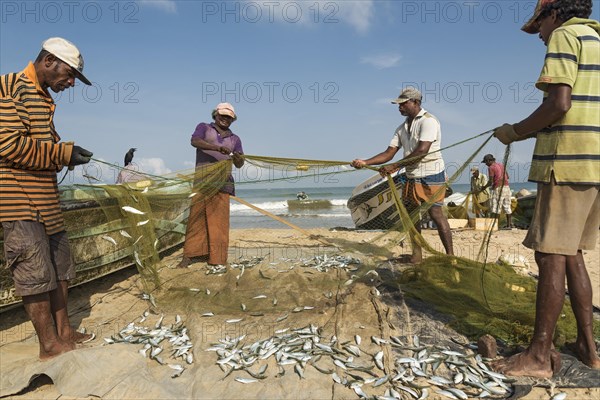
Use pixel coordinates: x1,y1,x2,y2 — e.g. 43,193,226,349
1,131,598,398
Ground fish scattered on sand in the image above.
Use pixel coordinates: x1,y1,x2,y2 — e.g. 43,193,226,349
207,327,512,399
103,314,193,378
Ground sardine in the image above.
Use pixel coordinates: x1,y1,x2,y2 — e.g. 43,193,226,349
122,205,145,215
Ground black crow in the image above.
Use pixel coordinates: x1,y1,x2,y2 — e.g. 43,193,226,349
124,148,136,166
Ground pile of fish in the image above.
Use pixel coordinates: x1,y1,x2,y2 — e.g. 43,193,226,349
293,254,361,273
208,326,516,399
103,311,194,378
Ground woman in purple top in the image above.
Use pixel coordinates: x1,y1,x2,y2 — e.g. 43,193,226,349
178,103,244,269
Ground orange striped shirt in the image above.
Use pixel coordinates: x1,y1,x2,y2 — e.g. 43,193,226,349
0,62,73,235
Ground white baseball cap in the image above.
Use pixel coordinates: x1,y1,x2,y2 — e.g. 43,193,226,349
213,102,237,120
42,37,91,86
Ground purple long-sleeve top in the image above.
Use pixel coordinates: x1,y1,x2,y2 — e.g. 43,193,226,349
191,122,244,195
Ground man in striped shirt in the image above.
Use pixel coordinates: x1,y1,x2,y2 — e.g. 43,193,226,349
1,38,93,359
492,0,600,378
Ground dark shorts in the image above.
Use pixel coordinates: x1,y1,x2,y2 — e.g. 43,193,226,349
2,221,75,296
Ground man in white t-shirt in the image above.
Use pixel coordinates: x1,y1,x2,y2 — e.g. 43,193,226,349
352,87,453,263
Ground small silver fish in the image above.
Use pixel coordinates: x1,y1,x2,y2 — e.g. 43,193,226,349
122,205,145,215
120,230,132,239
226,318,243,324
101,235,117,245
235,377,258,384
253,294,267,299
137,220,149,226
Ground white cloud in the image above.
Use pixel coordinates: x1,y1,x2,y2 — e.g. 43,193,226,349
337,1,374,34
361,53,401,69
137,157,172,176
240,0,375,33
137,0,177,14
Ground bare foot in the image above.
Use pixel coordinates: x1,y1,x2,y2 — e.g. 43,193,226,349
58,326,94,344
491,349,557,378
573,340,600,369
68,330,94,344
177,257,192,269
39,339,75,360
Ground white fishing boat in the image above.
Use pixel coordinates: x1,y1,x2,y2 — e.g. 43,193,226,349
347,170,405,230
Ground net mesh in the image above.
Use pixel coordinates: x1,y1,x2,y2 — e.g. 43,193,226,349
0,132,597,353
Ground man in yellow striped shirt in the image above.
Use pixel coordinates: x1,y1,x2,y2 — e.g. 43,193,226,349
492,0,600,378
1,38,93,359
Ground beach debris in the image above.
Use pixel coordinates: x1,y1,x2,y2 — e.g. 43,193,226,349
103,314,193,378
121,205,145,215
207,327,513,398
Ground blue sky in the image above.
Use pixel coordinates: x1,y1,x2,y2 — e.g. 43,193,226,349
2,0,598,188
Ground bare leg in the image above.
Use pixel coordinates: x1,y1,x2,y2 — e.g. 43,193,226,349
506,214,513,228
429,206,454,255
23,292,74,360
410,219,423,264
565,251,600,368
492,252,565,378
51,281,91,343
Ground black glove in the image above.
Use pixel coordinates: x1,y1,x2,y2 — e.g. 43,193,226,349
69,145,93,166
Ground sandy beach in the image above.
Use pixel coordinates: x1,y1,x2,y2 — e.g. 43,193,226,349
1,227,598,399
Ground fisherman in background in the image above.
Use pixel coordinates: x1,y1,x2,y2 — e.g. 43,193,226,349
469,166,490,217
178,103,244,269
0,38,94,359
296,191,308,201
481,154,513,229
491,0,600,377
116,147,146,184
351,87,454,263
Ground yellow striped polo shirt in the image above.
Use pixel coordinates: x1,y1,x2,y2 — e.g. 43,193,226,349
530,18,600,185
0,62,74,234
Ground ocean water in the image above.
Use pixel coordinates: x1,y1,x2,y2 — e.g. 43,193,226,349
231,181,537,230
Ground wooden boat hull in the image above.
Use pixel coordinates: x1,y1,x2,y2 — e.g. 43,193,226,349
0,184,191,311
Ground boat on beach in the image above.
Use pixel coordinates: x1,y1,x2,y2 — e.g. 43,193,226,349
0,182,191,311
347,170,405,230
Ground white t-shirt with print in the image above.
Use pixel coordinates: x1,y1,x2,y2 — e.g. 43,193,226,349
389,108,445,178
